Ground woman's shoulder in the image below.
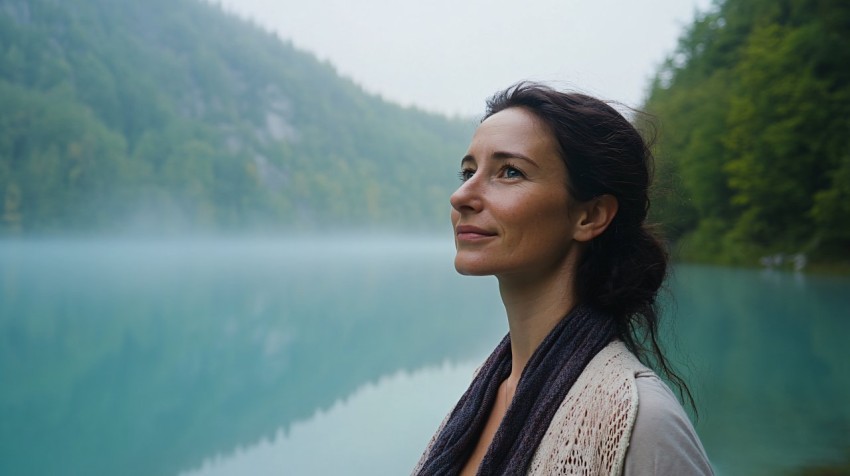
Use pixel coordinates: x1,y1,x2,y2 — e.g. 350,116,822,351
623,373,715,475
529,341,714,475
529,341,644,474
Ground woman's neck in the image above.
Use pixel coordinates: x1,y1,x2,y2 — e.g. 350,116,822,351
498,264,578,382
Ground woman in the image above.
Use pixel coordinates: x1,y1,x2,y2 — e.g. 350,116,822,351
414,83,713,475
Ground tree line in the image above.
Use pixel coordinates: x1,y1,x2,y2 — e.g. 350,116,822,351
3,0,848,269
644,0,850,267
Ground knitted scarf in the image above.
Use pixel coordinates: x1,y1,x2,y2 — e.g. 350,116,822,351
416,304,615,475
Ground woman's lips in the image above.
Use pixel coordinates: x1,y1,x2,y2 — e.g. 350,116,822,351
455,225,497,242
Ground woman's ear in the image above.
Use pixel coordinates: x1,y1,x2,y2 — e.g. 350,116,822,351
572,194,618,242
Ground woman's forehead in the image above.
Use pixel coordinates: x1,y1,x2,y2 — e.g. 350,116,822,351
470,108,555,155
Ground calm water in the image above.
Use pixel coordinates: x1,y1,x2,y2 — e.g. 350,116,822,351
1,238,848,476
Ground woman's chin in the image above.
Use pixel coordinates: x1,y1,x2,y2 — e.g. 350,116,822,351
453,257,493,276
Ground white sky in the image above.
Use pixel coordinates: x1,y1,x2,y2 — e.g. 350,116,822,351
214,0,713,117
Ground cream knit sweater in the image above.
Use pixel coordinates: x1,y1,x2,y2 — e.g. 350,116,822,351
415,341,648,476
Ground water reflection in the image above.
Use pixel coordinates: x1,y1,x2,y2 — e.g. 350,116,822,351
1,240,848,476
181,360,477,476
0,238,504,476
669,265,850,475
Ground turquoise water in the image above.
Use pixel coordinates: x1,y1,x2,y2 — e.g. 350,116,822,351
1,239,848,475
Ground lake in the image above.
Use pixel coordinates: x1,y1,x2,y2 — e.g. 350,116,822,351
1,238,848,475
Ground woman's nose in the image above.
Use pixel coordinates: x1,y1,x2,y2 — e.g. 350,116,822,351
450,177,482,213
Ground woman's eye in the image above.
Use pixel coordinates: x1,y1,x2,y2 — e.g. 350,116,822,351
504,166,524,179
458,168,475,182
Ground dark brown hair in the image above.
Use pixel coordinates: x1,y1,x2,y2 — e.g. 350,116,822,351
485,81,694,409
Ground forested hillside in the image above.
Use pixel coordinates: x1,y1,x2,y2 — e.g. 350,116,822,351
645,0,850,266
0,0,474,234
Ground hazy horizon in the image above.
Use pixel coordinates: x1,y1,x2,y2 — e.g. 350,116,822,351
214,0,714,116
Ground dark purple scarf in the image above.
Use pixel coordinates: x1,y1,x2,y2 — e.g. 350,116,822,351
416,304,615,475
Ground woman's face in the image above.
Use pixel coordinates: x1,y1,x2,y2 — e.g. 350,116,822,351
450,107,581,279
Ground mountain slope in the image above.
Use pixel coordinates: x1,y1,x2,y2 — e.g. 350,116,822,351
0,0,475,234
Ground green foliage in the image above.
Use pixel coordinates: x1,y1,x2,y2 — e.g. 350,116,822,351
811,152,850,249
0,0,474,234
0,82,140,231
645,0,850,265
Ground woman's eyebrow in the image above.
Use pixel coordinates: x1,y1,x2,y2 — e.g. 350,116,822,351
461,152,540,168
492,151,539,167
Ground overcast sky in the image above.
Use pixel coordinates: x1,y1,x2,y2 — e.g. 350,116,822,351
214,0,713,117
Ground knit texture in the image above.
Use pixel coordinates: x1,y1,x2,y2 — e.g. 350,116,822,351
414,340,647,476
526,341,646,475
414,304,615,475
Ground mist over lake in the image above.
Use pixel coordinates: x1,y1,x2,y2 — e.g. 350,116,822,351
1,238,848,476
